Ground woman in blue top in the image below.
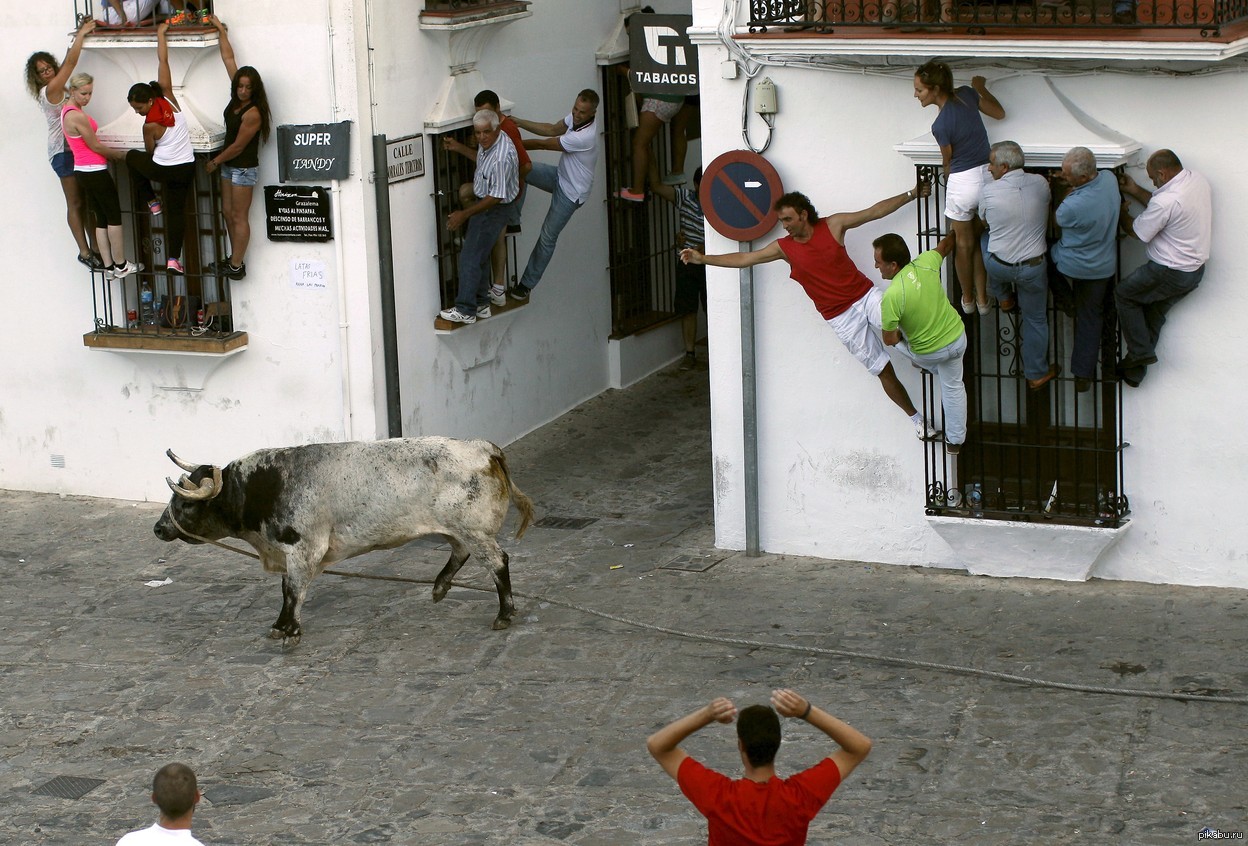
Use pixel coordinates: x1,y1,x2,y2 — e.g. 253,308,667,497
914,61,1005,315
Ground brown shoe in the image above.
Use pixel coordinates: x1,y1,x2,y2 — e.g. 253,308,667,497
999,297,1017,313
1027,364,1060,390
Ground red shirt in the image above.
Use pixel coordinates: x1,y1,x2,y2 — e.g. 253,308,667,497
144,96,176,129
677,757,842,846
777,219,873,320
500,115,531,185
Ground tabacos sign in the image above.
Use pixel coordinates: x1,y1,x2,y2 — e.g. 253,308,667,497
628,14,698,96
276,121,352,182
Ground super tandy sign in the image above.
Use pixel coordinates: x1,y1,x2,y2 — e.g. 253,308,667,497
628,14,698,97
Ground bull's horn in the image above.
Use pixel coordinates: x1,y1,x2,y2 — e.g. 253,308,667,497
165,466,223,501
168,476,212,500
167,449,199,473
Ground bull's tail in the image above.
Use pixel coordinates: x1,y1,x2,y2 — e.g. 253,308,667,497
491,447,535,539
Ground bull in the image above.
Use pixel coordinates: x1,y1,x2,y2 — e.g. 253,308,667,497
153,437,534,644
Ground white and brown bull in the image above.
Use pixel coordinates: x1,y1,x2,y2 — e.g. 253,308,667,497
153,437,534,644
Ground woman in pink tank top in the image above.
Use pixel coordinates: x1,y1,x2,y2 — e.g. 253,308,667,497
61,73,137,282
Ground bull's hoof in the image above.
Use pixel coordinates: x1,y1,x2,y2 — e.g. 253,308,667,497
432,585,449,603
491,617,512,631
281,633,302,648
268,628,284,639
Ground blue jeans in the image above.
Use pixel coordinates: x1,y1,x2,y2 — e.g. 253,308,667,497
520,162,583,290
1061,273,1115,379
454,202,511,313
899,333,968,446
986,249,1051,380
1114,260,1203,362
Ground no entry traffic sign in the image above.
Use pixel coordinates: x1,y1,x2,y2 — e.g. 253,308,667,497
700,150,784,242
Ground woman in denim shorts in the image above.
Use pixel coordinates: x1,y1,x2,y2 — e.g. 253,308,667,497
204,16,272,281
25,18,101,269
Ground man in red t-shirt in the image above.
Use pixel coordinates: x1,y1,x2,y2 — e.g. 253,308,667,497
680,183,943,442
647,688,872,846
443,89,533,307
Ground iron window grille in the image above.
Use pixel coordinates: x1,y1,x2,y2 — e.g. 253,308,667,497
913,164,1130,528
601,64,682,339
87,153,237,338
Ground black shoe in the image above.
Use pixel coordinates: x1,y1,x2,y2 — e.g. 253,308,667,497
77,252,105,270
1115,363,1145,388
509,284,531,302
1113,8,1134,22
1075,377,1093,393
225,261,247,280
679,351,696,371
1118,353,1157,370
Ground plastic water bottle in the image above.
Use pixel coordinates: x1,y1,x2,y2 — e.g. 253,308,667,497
966,483,984,517
140,285,156,326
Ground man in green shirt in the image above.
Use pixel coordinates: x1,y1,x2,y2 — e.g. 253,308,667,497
873,232,967,453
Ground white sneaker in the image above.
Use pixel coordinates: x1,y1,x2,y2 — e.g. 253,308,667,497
914,418,943,441
489,286,507,307
438,307,476,324
476,304,492,319
113,260,138,279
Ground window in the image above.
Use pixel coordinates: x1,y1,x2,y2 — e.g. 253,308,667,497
601,64,682,339
914,165,1130,528
430,125,524,325
84,153,244,351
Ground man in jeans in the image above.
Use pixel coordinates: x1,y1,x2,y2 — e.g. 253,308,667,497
510,89,600,301
980,140,1057,390
437,109,518,325
1115,149,1211,387
874,232,968,454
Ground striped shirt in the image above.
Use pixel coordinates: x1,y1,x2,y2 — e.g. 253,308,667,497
473,131,519,204
676,186,705,250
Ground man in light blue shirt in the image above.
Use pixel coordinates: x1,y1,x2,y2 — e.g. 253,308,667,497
1051,146,1119,392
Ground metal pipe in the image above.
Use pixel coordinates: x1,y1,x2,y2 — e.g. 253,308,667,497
740,249,760,556
372,133,403,438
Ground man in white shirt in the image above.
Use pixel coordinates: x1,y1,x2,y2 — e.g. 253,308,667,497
116,763,205,846
1115,149,1211,386
510,90,600,301
980,140,1057,390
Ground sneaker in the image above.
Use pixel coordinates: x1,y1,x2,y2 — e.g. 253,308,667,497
489,286,507,307
476,304,492,319
945,442,962,456
77,252,104,270
113,260,138,279
615,189,645,203
148,199,162,215
509,284,531,302
104,267,115,281
438,306,476,324
662,172,686,186
167,258,185,275
914,418,943,441
225,261,247,280
679,351,696,371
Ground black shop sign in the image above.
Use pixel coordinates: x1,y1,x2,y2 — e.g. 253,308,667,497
276,121,352,182
264,185,332,242
628,13,698,97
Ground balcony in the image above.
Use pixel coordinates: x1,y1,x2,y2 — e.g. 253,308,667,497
724,0,1248,61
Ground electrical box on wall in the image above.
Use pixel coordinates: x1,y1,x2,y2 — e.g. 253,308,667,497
753,78,777,115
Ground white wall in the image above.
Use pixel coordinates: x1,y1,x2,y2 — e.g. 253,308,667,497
694,28,1248,587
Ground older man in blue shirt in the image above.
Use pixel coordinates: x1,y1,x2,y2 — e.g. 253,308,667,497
1051,147,1120,392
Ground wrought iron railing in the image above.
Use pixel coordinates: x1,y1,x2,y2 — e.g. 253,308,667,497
87,153,239,339
423,0,527,12
748,0,1243,32
913,165,1129,528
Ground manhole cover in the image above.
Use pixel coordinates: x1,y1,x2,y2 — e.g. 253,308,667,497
32,775,106,800
533,516,598,530
661,553,726,572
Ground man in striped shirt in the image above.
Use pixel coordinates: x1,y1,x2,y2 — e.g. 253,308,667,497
439,109,519,325
652,166,706,369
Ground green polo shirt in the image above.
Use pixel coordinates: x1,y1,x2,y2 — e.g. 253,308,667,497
880,250,964,355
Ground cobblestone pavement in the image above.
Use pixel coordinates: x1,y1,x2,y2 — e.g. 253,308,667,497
1,363,1245,845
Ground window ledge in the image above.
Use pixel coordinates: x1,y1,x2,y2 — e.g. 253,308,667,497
84,28,220,48
83,329,248,356
419,1,532,31
434,300,526,370
927,515,1132,581
690,24,1248,62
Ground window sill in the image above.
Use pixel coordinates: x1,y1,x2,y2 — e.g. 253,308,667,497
419,1,532,31
927,514,1132,581
434,300,526,370
84,28,220,48
83,329,248,356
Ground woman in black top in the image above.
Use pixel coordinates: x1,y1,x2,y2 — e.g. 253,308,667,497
205,16,271,280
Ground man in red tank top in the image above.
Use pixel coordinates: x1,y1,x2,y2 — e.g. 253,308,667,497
680,183,943,441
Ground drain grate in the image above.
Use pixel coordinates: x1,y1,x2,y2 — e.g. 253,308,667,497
32,775,106,800
533,515,598,530
661,553,727,573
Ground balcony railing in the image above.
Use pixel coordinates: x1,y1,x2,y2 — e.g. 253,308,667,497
748,0,1244,32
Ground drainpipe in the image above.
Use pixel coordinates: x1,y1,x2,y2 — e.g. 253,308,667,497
327,0,354,440
740,250,760,556
373,134,403,437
